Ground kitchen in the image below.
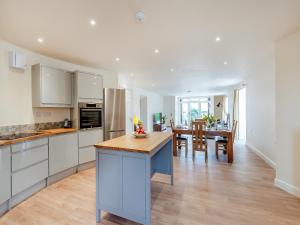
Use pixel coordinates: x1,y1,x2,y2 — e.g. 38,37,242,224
0,36,172,224
2,1,300,225
0,39,167,225
0,43,125,211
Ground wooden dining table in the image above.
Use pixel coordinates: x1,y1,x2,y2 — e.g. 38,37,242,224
172,126,234,163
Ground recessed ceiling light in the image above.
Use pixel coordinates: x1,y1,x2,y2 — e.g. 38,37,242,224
37,38,44,43
170,68,174,72
90,19,96,26
151,84,155,87
154,49,160,54
215,36,221,42
223,61,228,65
115,57,120,62
130,73,134,77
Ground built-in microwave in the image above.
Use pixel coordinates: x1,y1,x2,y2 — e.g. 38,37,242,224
78,102,102,129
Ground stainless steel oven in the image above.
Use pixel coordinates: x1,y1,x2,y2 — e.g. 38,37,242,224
79,102,102,129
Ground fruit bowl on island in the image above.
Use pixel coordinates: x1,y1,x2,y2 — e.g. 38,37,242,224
132,131,148,138
133,122,148,138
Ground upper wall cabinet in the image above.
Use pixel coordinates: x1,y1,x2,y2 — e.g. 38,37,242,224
32,64,73,108
76,71,103,101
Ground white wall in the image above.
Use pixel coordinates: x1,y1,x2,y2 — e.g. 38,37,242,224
0,39,118,126
245,50,276,167
118,75,163,133
275,30,300,197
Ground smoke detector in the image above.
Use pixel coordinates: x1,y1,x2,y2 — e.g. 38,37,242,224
135,11,145,23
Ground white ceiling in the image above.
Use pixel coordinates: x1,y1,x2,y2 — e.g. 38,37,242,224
1,0,300,96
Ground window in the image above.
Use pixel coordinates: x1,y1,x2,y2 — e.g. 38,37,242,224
179,97,210,125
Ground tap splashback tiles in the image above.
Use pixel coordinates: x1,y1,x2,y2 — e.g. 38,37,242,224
0,121,65,135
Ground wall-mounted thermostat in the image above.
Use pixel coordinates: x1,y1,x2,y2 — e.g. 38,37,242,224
9,50,27,71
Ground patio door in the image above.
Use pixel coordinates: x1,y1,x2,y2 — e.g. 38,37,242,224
179,97,209,125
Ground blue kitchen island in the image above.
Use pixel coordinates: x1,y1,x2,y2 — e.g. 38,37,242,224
94,132,173,225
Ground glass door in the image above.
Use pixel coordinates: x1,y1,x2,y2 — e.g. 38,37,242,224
190,102,200,121
179,97,210,125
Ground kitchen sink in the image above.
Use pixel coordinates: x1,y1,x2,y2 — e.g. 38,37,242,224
0,132,43,140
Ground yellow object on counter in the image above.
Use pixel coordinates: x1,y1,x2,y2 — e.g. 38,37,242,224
133,115,139,125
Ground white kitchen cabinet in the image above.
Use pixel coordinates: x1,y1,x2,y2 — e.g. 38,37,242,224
78,128,103,164
0,146,11,205
12,160,48,196
32,64,73,107
11,138,49,196
76,71,103,101
49,132,78,176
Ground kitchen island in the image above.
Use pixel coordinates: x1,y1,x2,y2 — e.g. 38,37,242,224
94,132,173,225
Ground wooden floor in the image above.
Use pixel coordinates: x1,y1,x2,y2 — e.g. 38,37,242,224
1,141,300,225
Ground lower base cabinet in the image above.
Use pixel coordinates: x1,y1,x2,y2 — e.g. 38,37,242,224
11,138,49,196
78,129,103,164
12,160,48,196
49,132,78,176
0,146,11,205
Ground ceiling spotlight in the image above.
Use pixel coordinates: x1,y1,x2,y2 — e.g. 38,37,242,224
170,68,174,72
215,36,221,42
130,73,134,77
151,84,155,87
223,61,228,65
90,19,96,26
154,49,160,54
115,57,120,62
37,38,44,43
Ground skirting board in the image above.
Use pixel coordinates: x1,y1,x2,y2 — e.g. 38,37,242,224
274,178,300,198
246,142,276,169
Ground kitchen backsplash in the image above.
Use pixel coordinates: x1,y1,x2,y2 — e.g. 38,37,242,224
0,121,65,134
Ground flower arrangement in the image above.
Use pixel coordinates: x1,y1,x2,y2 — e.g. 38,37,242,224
202,114,217,128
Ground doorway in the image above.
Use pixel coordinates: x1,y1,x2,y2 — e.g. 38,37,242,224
238,87,246,141
179,97,209,125
140,96,148,130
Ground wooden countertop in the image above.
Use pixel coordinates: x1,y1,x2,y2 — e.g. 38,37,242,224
0,128,77,147
42,128,77,135
94,132,173,154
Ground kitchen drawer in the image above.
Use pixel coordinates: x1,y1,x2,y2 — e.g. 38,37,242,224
12,160,48,196
0,146,11,205
12,145,48,172
78,129,102,148
12,138,48,153
79,146,96,164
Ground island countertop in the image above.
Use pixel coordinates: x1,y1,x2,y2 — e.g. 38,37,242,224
94,132,173,154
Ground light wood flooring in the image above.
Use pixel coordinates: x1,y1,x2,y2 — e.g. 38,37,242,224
1,141,300,225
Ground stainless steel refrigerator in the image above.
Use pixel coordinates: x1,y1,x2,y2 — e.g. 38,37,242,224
103,88,126,140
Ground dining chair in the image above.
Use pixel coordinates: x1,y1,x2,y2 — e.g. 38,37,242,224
215,120,238,160
170,119,188,157
192,121,208,162
195,118,214,140
195,118,206,124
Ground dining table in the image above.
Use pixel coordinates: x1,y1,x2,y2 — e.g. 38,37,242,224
172,125,234,163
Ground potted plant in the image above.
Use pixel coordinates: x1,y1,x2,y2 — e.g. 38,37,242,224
203,114,217,128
